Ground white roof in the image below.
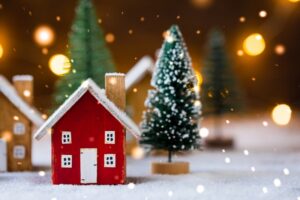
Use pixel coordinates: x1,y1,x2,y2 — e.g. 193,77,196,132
34,79,141,140
12,75,33,81
125,56,155,90
0,75,44,127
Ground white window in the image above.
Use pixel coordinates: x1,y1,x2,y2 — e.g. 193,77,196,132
104,154,116,168
105,131,115,144
13,145,25,159
62,131,72,144
13,122,25,135
61,155,72,168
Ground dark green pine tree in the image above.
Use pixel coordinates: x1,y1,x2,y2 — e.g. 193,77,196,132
53,0,115,108
140,25,201,162
201,29,243,135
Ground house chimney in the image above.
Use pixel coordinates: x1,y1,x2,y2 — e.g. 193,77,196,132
105,73,125,111
12,75,33,105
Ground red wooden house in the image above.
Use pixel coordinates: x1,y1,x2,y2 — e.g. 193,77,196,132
34,74,140,185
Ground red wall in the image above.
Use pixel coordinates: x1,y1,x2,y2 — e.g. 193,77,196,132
51,91,125,185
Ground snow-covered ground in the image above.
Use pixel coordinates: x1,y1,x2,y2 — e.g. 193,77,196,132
1,114,299,200
1,151,300,200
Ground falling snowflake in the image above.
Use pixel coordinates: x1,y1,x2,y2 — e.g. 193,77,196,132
225,157,231,164
262,121,268,127
243,150,249,156
273,178,281,187
196,185,205,193
262,187,268,194
128,182,135,189
283,168,290,175
38,171,46,177
168,190,173,197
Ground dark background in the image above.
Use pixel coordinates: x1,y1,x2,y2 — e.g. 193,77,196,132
0,0,299,113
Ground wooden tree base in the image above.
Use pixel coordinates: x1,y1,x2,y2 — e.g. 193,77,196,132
205,136,234,148
151,162,189,175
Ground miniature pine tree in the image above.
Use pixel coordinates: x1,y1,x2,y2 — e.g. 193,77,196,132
53,0,115,108
140,25,201,163
201,29,242,135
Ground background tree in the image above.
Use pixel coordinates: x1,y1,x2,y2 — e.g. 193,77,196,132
53,0,115,109
140,25,201,163
201,29,243,136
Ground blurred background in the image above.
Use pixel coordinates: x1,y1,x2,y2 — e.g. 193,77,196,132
0,0,299,114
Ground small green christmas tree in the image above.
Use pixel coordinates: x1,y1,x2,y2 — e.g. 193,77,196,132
201,29,242,136
140,25,201,162
53,0,115,108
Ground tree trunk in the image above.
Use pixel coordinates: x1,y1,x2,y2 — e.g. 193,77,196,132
214,115,223,137
168,150,172,163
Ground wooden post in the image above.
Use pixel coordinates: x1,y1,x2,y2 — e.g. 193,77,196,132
105,73,125,111
12,75,33,105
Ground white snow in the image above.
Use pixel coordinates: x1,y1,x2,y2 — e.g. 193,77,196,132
34,79,140,140
12,75,33,81
0,75,44,127
2,150,300,200
125,56,155,90
105,73,125,77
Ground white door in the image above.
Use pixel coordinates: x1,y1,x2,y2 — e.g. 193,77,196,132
0,139,7,172
80,148,97,184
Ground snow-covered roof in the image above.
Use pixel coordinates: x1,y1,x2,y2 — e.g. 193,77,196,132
106,73,125,77
125,56,155,90
34,79,141,140
12,75,33,81
0,75,44,127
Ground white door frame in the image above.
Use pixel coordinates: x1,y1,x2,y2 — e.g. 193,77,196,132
80,148,97,184
0,139,7,172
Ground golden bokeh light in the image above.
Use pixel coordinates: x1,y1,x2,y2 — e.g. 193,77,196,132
131,146,145,159
195,71,203,87
105,33,115,43
272,104,292,126
0,44,3,58
239,16,246,23
34,25,55,46
274,44,286,55
237,50,244,56
49,54,71,76
243,33,266,56
191,0,213,8
259,10,267,18
1,131,12,142
289,0,299,2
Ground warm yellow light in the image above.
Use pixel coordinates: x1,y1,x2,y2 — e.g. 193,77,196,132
49,54,71,76
105,33,115,43
195,71,203,87
289,0,299,2
131,146,144,159
1,131,12,142
259,10,267,18
109,77,117,85
272,104,292,126
239,16,246,23
34,25,55,46
274,44,286,55
23,90,31,97
0,44,3,58
237,50,244,56
243,33,266,56
191,0,213,8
